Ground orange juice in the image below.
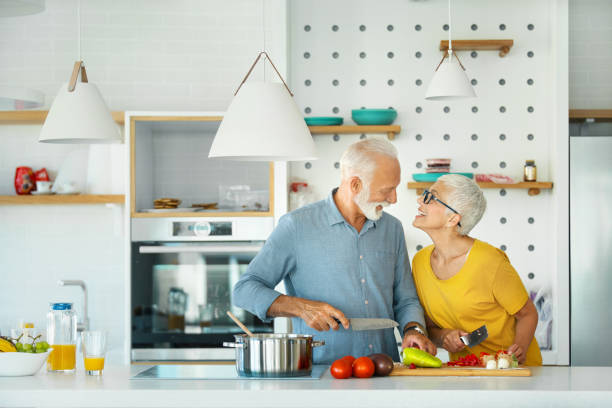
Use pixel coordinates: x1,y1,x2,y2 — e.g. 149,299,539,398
84,357,105,371
47,344,76,371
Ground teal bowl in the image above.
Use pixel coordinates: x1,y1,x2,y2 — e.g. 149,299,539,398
412,172,474,182
351,109,397,125
304,117,343,126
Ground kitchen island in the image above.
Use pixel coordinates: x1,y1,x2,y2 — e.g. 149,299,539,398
1,364,611,408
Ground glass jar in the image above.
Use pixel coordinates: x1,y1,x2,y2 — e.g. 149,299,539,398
524,160,537,182
46,302,77,372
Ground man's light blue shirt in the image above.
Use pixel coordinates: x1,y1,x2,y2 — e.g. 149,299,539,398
233,189,425,364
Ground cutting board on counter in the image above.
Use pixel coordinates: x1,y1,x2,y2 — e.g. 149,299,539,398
389,363,531,377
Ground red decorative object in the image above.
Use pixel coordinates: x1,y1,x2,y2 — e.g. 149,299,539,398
14,166,35,195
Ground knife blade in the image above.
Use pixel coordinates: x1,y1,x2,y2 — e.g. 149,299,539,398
348,318,399,331
460,325,488,347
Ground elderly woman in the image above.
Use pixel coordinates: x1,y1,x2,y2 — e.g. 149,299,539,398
411,174,542,365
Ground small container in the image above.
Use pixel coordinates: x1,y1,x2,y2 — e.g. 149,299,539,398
524,160,537,182
82,331,106,376
46,302,77,372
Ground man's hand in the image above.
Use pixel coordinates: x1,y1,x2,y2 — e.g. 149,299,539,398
401,330,437,356
297,298,350,331
438,328,468,353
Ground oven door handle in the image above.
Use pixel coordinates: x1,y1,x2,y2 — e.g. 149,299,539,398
138,244,264,254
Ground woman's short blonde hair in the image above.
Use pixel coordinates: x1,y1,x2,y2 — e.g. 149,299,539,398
438,174,486,235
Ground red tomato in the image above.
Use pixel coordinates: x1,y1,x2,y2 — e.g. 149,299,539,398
341,355,356,366
352,356,375,378
330,359,352,379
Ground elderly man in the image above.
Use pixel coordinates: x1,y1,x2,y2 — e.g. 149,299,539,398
233,139,436,363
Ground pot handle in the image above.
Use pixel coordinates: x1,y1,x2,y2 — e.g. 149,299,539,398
222,342,244,348
312,340,325,348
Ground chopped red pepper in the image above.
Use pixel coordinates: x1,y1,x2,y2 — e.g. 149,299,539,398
447,353,482,367
409,363,416,369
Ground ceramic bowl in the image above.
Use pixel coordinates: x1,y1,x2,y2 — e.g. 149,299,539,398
0,349,53,376
351,109,397,125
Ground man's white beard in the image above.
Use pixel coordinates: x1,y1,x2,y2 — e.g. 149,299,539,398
354,183,390,221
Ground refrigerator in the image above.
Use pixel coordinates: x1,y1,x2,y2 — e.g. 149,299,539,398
570,121,612,366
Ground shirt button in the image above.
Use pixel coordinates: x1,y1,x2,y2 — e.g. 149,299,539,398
360,255,363,260
369,344,373,349
365,300,369,305
361,279,365,284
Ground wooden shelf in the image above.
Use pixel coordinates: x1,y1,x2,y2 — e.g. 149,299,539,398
0,194,125,205
440,39,514,57
569,109,612,122
407,181,553,196
0,110,125,125
308,125,401,140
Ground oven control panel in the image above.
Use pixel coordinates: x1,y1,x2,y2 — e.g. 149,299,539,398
173,221,232,237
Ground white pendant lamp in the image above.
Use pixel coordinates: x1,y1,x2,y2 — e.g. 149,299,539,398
0,86,44,110
425,0,476,100
209,52,316,161
39,0,120,144
39,61,120,143
209,0,316,161
0,0,44,17
0,0,45,109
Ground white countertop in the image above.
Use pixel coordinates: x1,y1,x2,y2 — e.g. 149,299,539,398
1,364,612,408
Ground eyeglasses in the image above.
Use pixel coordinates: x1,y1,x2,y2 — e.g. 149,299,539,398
421,189,461,227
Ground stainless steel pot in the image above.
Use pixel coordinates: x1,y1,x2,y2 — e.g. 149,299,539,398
223,333,325,377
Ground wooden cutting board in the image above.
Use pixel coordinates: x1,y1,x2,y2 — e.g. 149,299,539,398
389,363,531,377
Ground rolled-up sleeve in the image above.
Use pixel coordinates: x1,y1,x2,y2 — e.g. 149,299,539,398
392,227,426,333
232,214,297,322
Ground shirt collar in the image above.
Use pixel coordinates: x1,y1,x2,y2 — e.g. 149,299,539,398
326,188,378,230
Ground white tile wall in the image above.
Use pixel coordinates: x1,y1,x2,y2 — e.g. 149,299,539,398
569,0,612,108
0,0,286,353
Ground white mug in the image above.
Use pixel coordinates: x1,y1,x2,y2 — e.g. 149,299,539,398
36,181,53,193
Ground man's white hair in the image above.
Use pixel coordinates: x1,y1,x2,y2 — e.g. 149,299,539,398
339,138,398,183
438,174,487,236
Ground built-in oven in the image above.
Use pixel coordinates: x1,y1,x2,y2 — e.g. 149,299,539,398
130,217,275,361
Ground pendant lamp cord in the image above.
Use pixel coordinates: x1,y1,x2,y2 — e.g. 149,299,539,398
448,0,452,53
77,0,81,61
262,0,266,81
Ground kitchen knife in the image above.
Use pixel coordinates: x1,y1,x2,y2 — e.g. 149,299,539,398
348,318,399,331
460,325,488,347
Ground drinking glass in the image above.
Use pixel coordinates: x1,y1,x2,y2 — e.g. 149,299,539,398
82,331,106,376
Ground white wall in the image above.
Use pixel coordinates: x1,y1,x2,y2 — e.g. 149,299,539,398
0,0,287,354
569,0,612,108
288,0,569,364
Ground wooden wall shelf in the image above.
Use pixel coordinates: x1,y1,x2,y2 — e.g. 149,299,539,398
569,109,612,122
0,194,125,205
0,110,125,125
308,125,401,140
440,39,514,57
407,181,553,196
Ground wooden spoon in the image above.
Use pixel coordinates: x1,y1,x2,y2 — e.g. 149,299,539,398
226,311,254,337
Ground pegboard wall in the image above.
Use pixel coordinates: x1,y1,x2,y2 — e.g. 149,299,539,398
288,0,566,360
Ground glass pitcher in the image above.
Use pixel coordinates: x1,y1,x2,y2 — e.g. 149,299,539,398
46,302,77,372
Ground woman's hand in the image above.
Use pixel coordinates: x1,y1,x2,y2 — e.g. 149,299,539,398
507,343,527,364
439,328,469,353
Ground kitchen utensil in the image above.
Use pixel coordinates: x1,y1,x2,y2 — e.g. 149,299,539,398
226,310,253,337
412,172,474,182
0,349,54,377
346,318,399,331
460,325,488,347
304,116,343,126
351,108,397,125
389,362,531,377
223,333,325,377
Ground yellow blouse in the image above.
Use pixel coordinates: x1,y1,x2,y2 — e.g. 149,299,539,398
412,239,542,366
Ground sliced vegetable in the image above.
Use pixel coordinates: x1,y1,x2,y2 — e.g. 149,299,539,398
447,353,480,367
401,347,442,368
